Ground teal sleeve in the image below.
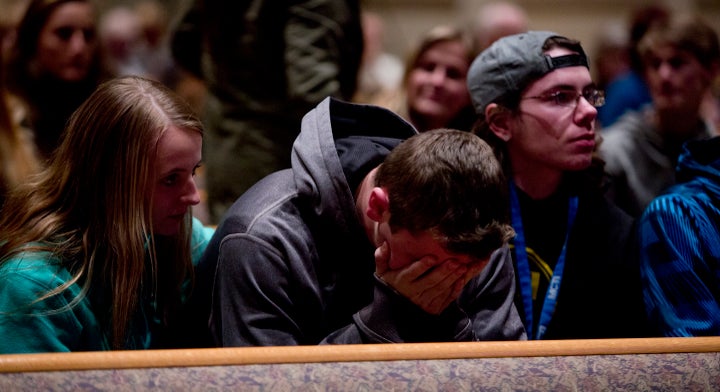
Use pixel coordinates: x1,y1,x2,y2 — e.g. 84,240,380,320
0,258,101,353
190,217,215,266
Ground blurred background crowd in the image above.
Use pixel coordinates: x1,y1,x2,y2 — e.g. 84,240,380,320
2,0,717,116
0,0,718,225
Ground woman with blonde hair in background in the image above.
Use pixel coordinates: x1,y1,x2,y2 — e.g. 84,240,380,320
5,0,107,160
374,24,477,132
0,76,214,353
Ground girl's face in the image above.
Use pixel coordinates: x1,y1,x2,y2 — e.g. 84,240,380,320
406,39,471,130
151,125,202,236
35,1,97,82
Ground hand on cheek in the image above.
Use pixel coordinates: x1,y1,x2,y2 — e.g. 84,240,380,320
461,258,490,286
374,242,468,315
374,241,391,278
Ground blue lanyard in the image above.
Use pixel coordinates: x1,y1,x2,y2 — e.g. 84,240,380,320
510,183,578,340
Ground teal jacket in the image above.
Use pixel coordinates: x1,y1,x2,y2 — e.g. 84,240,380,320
0,218,214,353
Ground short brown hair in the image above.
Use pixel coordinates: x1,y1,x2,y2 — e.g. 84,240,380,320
638,13,720,71
375,128,514,259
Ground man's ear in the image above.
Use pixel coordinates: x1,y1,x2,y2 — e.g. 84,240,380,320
485,103,512,142
366,187,390,223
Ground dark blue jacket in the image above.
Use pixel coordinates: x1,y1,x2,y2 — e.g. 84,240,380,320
639,136,720,336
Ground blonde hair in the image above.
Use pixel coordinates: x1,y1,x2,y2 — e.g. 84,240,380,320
0,95,38,198
392,25,477,131
0,27,40,199
0,76,203,349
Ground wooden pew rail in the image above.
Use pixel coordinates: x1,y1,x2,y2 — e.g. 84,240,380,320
1,337,719,391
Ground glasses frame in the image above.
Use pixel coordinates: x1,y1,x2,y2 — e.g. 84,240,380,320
521,88,606,108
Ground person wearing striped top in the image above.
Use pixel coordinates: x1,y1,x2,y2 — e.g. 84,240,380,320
639,136,720,337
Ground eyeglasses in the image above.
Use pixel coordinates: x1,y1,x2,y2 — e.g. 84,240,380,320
522,88,606,108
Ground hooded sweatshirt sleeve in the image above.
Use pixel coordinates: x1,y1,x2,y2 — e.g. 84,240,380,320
321,277,473,343
321,245,526,343
212,224,475,346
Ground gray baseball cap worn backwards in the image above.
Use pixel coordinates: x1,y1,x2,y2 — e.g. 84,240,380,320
467,30,589,117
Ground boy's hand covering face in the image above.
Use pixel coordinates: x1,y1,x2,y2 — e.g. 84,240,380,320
367,186,491,314
374,242,489,314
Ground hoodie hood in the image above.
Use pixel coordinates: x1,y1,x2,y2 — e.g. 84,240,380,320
676,136,720,198
291,97,417,227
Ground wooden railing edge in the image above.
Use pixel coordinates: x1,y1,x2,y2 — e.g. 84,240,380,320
1,337,719,373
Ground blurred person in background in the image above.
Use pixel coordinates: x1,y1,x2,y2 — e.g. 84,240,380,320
98,1,175,85
600,13,719,217
598,4,669,129
171,0,364,225
472,1,528,53
701,68,720,136
134,0,175,85
592,19,631,122
5,0,107,161
97,5,145,79
0,22,40,205
352,11,403,106
375,24,476,133
0,0,28,60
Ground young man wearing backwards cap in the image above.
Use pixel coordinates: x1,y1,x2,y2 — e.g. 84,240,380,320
467,31,653,339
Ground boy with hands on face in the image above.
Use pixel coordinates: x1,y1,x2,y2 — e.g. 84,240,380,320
191,97,524,346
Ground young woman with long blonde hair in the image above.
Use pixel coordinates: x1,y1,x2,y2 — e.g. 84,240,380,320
0,76,214,352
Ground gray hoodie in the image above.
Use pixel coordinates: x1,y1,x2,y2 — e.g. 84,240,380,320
198,97,525,346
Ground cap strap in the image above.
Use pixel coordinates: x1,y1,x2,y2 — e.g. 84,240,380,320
549,54,588,70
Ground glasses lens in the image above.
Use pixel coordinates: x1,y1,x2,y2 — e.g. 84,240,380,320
585,90,605,107
554,91,578,106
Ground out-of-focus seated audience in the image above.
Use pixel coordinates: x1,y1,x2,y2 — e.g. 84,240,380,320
352,10,403,106
98,5,145,78
638,135,720,337
133,0,176,86
599,12,719,218
5,0,107,161
170,0,364,225
0,0,28,60
468,31,651,339
0,23,40,206
0,76,214,353
472,1,528,53
592,19,631,120
701,72,720,136
598,4,669,129
373,24,476,132
98,1,176,84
